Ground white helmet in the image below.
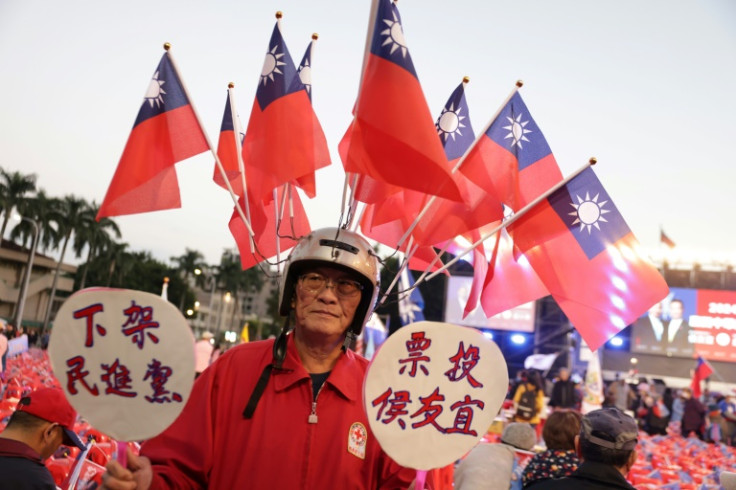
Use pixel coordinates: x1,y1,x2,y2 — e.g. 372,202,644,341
279,227,380,336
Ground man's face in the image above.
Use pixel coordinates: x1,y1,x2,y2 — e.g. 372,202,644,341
559,369,569,381
669,301,684,320
294,267,362,339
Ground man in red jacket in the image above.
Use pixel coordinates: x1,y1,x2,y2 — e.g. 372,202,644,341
103,228,416,489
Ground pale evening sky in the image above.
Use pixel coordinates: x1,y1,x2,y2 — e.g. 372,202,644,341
1,0,734,268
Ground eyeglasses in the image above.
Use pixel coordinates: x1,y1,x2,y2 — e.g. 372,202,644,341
299,273,363,297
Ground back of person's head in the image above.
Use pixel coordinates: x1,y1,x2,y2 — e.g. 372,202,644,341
501,422,537,451
579,408,637,468
543,410,582,450
10,387,85,450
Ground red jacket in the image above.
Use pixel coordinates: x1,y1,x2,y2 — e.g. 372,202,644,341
142,334,416,489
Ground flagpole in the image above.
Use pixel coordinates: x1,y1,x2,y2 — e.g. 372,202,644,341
338,0,378,230
378,238,417,306
422,157,597,282
227,83,256,254
395,80,523,250
163,44,255,239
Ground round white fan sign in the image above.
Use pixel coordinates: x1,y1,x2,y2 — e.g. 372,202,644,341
364,321,508,470
49,288,195,441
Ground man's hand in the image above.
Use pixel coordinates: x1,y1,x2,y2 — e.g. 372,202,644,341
102,446,153,490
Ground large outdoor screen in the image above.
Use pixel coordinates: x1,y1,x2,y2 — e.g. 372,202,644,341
631,287,736,362
444,275,535,332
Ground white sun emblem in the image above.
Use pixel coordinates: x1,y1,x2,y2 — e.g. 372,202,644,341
568,192,611,234
144,71,166,108
380,11,408,57
298,59,312,93
436,103,466,141
502,113,532,149
260,45,286,85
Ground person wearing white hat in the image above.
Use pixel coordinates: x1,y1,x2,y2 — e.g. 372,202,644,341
103,228,416,489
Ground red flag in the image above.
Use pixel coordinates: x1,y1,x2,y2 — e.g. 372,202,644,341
479,228,548,318
98,51,208,219
460,91,562,212
660,229,676,249
510,166,669,351
242,20,330,203
229,185,311,271
339,0,461,203
690,356,713,398
212,88,245,195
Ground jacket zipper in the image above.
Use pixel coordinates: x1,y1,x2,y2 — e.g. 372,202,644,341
308,383,325,424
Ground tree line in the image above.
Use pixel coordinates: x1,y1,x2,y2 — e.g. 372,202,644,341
0,167,277,337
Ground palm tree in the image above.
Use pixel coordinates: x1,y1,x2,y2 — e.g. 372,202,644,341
171,249,206,312
42,195,91,331
105,241,130,287
74,202,121,289
9,189,62,253
0,169,37,239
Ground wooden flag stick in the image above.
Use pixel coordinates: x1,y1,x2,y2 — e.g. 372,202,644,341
228,84,255,254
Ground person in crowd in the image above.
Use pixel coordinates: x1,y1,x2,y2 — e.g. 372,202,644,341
669,388,685,435
548,368,577,411
193,331,214,378
522,410,581,488
527,407,637,489
637,394,669,436
513,370,545,428
0,387,86,489
455,422,537,490
103,228,417,489
681,387,706,439
605,374,634,412
719,392,736,446
209,341,223,365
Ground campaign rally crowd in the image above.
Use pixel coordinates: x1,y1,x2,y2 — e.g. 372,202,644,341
2,341,736,489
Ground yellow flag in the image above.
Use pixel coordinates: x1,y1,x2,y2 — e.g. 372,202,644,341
240,322,250,343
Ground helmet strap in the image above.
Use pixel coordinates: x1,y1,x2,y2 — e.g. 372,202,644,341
243,314,292,419
342,329,356,352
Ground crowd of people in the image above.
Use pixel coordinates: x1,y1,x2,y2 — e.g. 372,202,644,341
1,228,736,489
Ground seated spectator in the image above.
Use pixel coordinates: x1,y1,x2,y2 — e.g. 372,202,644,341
455,423,537,490
522,410,581,488
526,407,638,489
0,387,86,489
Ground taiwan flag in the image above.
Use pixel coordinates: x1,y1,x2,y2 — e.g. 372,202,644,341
97,51,208,219
241,20,330,203
212,88,245,195
690,356,713,398
510,166,669,351
459,91,562,212
288,35,329,199
406,80,503,247
339,0,461,203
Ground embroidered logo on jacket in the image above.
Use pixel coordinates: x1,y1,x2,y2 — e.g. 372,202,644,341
347,422,367,459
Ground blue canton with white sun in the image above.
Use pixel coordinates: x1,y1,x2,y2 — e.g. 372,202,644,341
485,92,552,171
256,23,301,111
548,167,631,260
370,0,418,78
134,53,188,128
436,82,476,161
